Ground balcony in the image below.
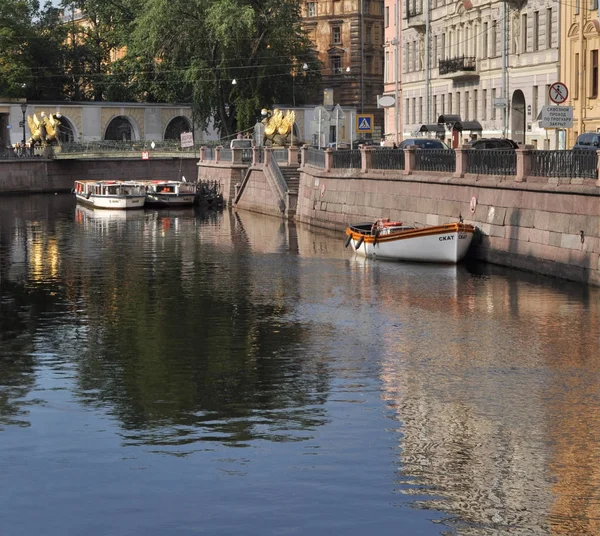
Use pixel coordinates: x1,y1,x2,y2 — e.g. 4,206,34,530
404,3,425,30
438,56,478,80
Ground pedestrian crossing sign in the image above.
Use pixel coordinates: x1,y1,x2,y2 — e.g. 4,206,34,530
356,114,374,133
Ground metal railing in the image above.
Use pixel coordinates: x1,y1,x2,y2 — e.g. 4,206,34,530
439,56,477,75
306,148,326,168
241,149,253,163
272,149,288,163
331,149,362,169
204,147,215,161
466,149,517,176
55,140,200,158
405,1,423,17
253,148,264,164
371,148,405,170
530,150,598,179
415,149,456,173
220,148,232,162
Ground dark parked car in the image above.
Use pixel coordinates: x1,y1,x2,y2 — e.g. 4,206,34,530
398,138,450,150
573,133,600,150
465,138,518,150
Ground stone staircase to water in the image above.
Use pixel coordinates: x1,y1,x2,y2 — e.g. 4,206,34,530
280,166,300,194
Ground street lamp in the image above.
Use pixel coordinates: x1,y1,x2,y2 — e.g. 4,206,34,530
292,63,309,106
20,102,27,146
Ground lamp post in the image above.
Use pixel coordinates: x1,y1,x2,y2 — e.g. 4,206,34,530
20,103,27,146
292,63,308,106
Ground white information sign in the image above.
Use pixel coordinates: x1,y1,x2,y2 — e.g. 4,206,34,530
180,132,194,148
537,105,574,129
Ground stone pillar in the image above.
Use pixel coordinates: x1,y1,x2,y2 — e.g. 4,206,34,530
252,146,259,166
264,147,272,166
300,145,308,168
360,145,373,173
199,146,206,162
232,147,242,164
403,145,417,175
324,148,333,172
454,146,468,178
215,146,222,164
515,148,531,182
596,150,600,187
288,145,299,166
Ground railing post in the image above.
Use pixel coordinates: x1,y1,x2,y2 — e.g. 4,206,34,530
215,145,222,163
454,146,467,178
515,147,531,182
252,146,260,166
300,145,308,168
596,150,600,187
324,148,333,172
288,145,299,166
232,147,242,164
360,145,373,172
199,146,205,162
403,145,417,175
264,147,272,166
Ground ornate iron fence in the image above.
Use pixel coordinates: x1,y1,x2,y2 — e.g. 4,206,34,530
56,140,200,158
331,149,362,169
241,149,253,163
204,147,215,160
306,148,326,168
371,148,405,170
220,148,232,162
530,150,598,179
415,149,456,173
439,56,477,75
466,149,517,175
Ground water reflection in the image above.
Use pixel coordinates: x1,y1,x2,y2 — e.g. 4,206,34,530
2,195,600,535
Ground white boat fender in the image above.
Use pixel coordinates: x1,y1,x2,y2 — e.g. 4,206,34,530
344,234,352,248
355,235,364,250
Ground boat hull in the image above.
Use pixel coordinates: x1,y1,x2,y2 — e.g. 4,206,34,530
346,222,475,264
145,193,196,207
75,193,146,209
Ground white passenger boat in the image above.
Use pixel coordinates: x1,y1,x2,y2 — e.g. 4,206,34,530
143,180,198,207
74,180,146,209
345,218,475,263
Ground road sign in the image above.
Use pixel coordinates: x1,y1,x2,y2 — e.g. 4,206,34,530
549,82,568,104
377,95,395,108
537,105,573,128
493,98,508,108
180,132,194,148
142,151,149,160
356,114,374,133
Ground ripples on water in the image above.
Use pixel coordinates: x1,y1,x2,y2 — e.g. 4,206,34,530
1,194,600,535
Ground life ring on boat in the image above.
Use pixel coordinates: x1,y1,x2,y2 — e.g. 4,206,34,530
372,218,403,232
355,236,364,250
344,234,352,248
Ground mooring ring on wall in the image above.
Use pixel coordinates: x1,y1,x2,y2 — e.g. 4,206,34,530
320,184,326,198
470,196,477,214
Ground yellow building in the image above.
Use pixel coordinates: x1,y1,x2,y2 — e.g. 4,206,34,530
561,3,600,146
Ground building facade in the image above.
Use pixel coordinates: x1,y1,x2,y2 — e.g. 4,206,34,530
399,0,560,148
301,0,385,137
382,0,403,144
561,2,600,146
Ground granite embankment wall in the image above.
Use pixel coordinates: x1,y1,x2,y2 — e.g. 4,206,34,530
295,167,600,286
196,160,247,204
0,158,199,194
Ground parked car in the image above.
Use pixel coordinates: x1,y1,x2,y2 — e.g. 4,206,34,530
465,138,518,150
573,132,600,150
398,138,450,150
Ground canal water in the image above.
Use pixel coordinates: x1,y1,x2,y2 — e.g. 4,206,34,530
1,194,599,535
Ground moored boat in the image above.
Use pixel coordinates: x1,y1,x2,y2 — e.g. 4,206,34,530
345,218,475,263
74,180,146,209
142,180,197,207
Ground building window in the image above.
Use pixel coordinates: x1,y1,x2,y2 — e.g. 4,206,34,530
433,94,438,119
405,99,410,124
366,55,373,74
385,51,389,83
533,12,539,51
441,94,445,116
483,22,488,58
532,86,538,119
366,25,372,44
456,92,461,116
545,84,550,105
385,6,389,27
482,89,487,120
307,2,316,17
591,50,598,98
465,91,469,120
593,0,598,11
491,21,497,57
575,0,580,14
332,26,341,44
419,97,423,123
363,0,370,15
491,88,496,119
331,56,342,74
575,53,580,99
448,92,452,114
546,9,552,49
521,14,527,53
473,90,478,120
412,98,416,124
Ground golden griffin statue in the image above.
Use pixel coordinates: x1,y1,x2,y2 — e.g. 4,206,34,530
27,112,62,147
260,108,297,146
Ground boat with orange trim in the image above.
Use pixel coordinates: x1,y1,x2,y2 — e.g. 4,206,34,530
142,180,198,207
345,218,475,263
73,180,146,209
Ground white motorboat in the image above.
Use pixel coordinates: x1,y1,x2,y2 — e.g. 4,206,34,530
74,180,146,209
345,218,475,264
143,180,197,207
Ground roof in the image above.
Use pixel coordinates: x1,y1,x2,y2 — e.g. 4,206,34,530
437,114,461,124
418,124,446,134
454,120,483,131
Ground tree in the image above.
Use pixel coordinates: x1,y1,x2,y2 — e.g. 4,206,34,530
0,1,67,100
126,0,321,138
